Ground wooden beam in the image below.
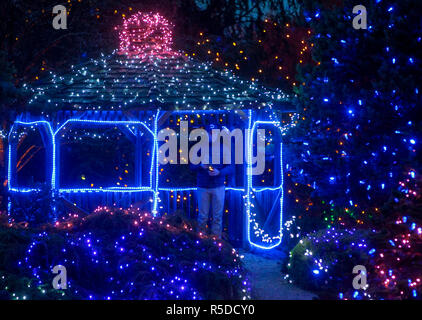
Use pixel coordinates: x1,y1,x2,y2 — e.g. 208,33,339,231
158,111,173,127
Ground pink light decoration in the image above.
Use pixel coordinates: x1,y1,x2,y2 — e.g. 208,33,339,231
117,12,175,56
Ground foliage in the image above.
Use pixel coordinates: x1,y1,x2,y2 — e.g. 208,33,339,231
368,172,422,299
289,172,422,300
0,225,32,272
0,49,24,121
9,183,60,225
288,227,380,298
0,207,249,300
0,50,19,106
283,0,422,300
0,271,71,300
0,0,295,83
286,0,421,214
186,16,312,93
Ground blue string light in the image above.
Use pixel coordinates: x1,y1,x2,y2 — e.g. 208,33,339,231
246,119,284,249
8,110,292,249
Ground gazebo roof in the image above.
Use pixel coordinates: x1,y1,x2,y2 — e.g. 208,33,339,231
25,12,293,111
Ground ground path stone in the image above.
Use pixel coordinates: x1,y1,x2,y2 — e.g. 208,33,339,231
240,250,317,300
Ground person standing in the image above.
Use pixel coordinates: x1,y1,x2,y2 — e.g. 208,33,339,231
190,125,233,238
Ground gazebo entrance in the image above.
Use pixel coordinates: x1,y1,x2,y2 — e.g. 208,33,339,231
8,109,286,249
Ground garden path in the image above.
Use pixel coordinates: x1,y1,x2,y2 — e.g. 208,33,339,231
240,250,317,300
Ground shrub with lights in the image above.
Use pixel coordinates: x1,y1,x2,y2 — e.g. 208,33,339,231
287,169,422,300
288,228,378,299
287,0,420,215
0,208,250,300
271,0,422,300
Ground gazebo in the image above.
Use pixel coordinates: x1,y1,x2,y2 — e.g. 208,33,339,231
7,12,296,249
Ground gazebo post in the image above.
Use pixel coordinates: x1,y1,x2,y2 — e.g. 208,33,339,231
52,132,60,221
135,129,143,188
7,142,17,190
242,109,252,249
38,125,52,188
152,110,160,216
242,197,250,249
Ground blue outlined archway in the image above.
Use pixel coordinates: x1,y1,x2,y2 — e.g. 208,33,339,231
8,121,55,193
246,114,284,249
7,110,288,249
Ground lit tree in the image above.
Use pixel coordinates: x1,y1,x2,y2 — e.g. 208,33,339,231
286,0,421,220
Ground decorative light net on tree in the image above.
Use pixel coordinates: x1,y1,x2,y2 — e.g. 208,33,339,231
117,12,175,56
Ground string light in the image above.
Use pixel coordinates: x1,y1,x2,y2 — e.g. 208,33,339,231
7,112,297,248
1,207,251,300
7,11,300,247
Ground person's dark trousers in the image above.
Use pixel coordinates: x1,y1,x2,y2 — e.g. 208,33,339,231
197,186,225,237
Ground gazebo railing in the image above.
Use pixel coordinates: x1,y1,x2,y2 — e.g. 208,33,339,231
7,109,286,249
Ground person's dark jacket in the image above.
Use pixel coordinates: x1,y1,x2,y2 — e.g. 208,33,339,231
189,134,235,188
190,162,234,188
